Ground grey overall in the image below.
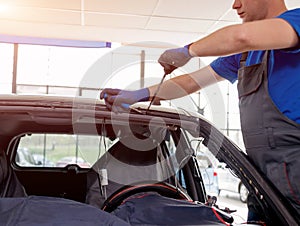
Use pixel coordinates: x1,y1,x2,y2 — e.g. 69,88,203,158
237,51,300,216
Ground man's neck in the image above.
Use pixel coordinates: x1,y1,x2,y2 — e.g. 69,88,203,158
267,2,288,18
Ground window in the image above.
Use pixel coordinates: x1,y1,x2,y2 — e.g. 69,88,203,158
16,133,115,168
0,43,14,93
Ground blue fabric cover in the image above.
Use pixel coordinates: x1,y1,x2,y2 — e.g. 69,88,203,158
112,193,226,225
0,196,130,226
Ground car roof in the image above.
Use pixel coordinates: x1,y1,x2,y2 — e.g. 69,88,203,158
0,94,213,137
0,94,208,120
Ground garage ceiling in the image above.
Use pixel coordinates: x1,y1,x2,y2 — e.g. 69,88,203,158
0,0,299,47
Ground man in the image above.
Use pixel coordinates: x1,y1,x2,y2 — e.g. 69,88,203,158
101,0,300,221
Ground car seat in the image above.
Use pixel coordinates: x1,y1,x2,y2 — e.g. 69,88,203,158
0,149,27,197
85,136,168,209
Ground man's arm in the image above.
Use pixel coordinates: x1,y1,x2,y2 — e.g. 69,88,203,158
189,18,299,57
148,65,224,100
100,66,223,110
102,17,299,109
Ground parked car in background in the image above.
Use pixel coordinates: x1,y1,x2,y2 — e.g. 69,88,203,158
0,94,299,225
16,148,36,166
32,154,55,167
196,153,219,195
217,162,249,203
56,156,90,168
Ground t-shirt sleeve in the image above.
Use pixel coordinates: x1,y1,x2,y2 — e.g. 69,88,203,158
278,8,300,50
210,54,241,83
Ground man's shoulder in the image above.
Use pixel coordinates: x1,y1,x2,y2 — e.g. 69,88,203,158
278,8,300,18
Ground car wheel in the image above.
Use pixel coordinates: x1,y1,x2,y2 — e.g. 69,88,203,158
239,183,248,203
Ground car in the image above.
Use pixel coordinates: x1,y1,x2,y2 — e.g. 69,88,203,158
56,156,90,168
217,162,249,203
32,154,55,167
16,147,36,166
0,94,299,225
196,153,219,195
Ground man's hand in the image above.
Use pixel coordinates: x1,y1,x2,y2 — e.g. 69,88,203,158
158,44,193,74
100,88,150,111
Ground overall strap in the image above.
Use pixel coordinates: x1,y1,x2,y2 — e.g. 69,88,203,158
239,52,249,68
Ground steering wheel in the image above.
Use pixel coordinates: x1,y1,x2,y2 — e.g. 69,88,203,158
101,182,192,212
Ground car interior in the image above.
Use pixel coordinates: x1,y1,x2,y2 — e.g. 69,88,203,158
0,109,239,225
5,121,197,202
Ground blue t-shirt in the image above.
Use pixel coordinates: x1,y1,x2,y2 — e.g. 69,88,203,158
210,8,300,123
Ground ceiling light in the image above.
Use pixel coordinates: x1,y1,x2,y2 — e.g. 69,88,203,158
0,4,9,13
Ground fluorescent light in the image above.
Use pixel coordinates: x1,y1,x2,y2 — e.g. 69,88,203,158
0,4,9,12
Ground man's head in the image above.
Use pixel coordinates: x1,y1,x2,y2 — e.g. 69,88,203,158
232,0,287,23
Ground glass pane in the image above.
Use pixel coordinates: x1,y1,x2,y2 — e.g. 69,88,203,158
185,131,248,223
0,43,14,93
16,44,111,94
17,133,115,168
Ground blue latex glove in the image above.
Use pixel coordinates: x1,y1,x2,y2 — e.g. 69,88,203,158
158,44,193,74
100,88,150,111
